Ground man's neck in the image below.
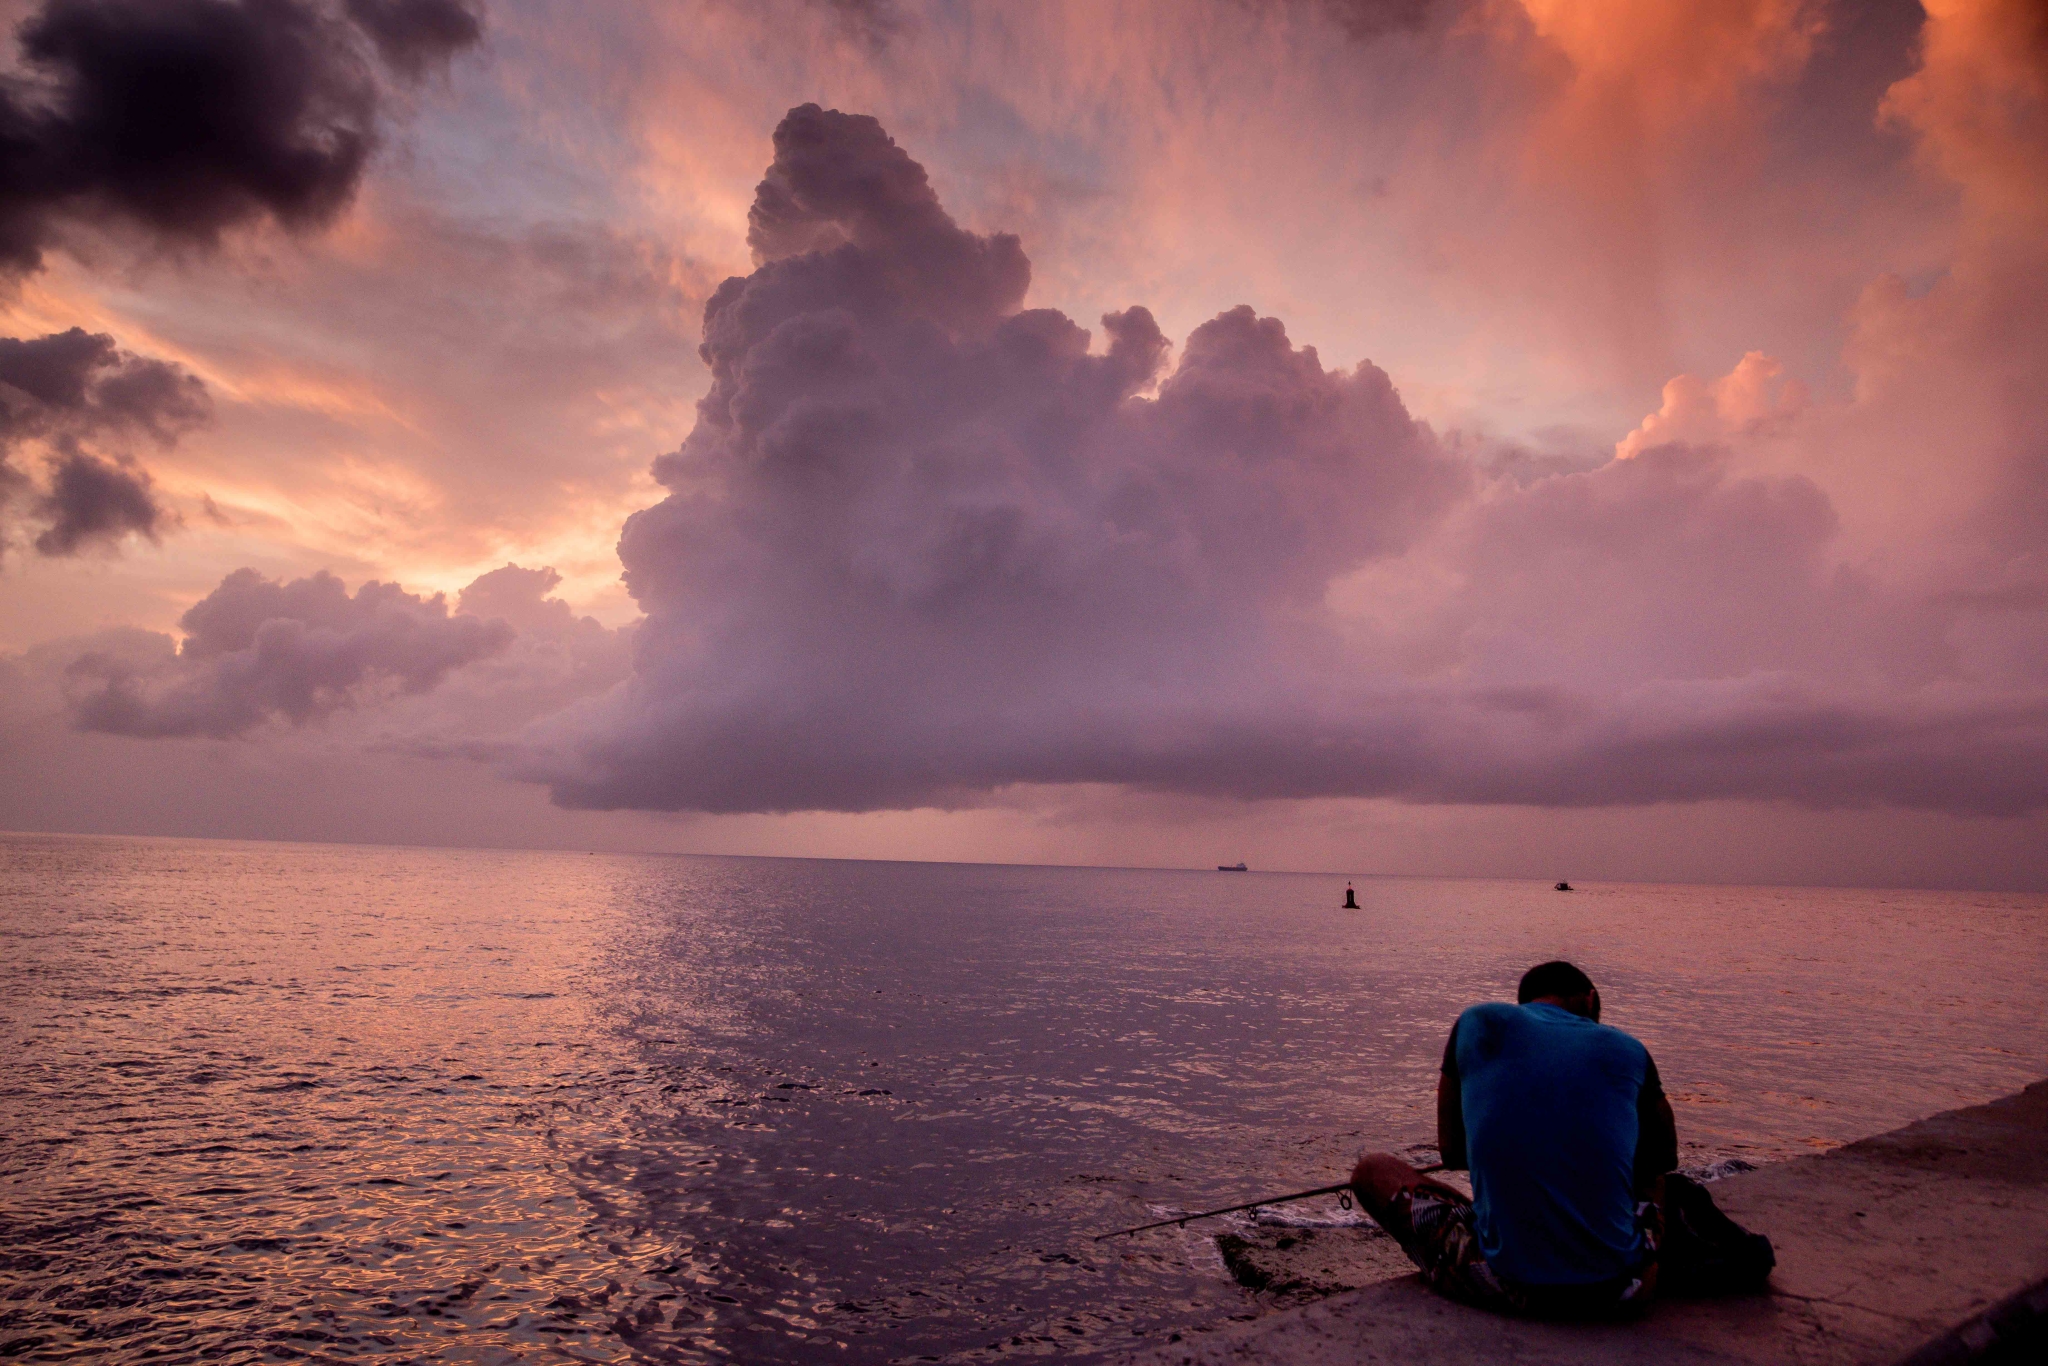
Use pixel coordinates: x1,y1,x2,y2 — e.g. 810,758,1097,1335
1527,995,1596,1020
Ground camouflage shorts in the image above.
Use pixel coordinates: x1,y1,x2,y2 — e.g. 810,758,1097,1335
1373,1184,1660,1319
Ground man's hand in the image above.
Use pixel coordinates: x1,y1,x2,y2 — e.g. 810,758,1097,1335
1351,1151,1467,1211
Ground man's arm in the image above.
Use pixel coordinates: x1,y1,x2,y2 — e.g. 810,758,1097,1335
1437,1073,1467,1169
1437,1026,1467,1170
1635,1054,1677,1193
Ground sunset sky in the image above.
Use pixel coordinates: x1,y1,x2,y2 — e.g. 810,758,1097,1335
2,0,2044,889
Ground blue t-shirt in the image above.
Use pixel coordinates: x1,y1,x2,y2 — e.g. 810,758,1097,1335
1443,1002,1661,1286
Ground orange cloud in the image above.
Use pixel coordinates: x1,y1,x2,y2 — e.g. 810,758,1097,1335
1449,1,1832,388
1828,0,2048,562
1512,0,1823,141
1880,0,2048,236
1616,351,1806,460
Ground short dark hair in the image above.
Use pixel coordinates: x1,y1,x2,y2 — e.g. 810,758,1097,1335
1518,960,1595,1003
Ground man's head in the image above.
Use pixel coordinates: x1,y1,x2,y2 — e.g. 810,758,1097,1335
1517,960,1600,1021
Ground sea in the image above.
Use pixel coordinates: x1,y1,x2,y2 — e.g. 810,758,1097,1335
2,833,2044,1364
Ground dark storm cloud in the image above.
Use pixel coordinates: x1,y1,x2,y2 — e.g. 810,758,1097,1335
0,0,472,552
342,0,481,77
0,0,485,275
0,328,210,443
32,448,169,554
0,327,209,555
66,566,513,737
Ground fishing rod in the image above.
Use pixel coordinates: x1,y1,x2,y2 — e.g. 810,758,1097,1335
1092,1165,1445,1241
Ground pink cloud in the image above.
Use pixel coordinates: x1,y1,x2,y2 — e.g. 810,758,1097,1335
1614,351,1806,460
66,567,512,737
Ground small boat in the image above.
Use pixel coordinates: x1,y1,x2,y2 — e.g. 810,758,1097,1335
1218,862,1248,872
1555,881,1574,892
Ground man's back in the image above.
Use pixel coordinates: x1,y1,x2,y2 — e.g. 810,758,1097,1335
1448,1001,1658,1286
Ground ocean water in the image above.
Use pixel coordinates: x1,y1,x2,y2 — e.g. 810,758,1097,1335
2,834,2044,1364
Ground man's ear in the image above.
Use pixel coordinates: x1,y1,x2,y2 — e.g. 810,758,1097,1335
1582,989,1602,1023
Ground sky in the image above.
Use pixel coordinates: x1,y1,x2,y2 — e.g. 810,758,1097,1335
1,0,2044,890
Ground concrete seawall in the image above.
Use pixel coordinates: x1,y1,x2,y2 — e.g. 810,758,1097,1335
1122,1079,2048,1365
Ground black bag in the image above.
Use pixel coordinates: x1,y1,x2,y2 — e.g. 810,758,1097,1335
1658,1173,1776,1295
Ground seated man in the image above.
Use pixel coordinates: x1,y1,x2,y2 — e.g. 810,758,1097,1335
1350,960,1678,1318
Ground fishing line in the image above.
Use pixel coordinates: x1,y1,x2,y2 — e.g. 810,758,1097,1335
1093,1165,1446,1241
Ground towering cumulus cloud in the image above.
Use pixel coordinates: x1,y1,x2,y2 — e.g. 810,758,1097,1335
517,102,2048,821
0,0,484,273
532,104,1464,812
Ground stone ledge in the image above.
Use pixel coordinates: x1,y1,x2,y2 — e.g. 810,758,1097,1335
1122,1079,2048,1366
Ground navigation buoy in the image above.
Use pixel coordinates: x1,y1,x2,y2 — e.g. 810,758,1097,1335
1343,882,1359,909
